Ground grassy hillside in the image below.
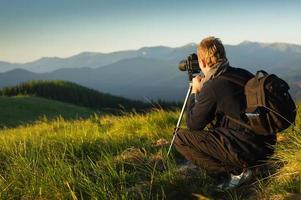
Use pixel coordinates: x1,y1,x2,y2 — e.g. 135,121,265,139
0,107,299,199
0,96,95,128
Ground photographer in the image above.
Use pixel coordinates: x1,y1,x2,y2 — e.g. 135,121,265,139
174,37,276,189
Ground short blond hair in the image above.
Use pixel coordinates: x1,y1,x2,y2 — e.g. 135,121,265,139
197,36,227,67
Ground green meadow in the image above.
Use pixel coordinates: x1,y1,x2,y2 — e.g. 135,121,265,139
0,96,300,199
0,96,95,128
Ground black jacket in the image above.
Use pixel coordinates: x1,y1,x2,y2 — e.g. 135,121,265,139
186,66,276,162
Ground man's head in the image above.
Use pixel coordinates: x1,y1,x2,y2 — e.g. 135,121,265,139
197,36,227,75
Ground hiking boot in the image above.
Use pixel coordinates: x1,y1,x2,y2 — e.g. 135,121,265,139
217,169,253,190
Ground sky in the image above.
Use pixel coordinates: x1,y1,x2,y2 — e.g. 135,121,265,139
0,0,301,63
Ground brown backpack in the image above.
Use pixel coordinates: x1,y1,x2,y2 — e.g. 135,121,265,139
221,70,297,136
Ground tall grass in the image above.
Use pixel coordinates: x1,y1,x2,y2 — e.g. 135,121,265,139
0,108,299,199
0,109,184,199
255,108,301,199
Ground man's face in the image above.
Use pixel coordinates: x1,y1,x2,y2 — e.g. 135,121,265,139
197,50,207,75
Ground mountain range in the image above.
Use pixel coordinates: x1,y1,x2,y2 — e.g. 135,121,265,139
1,41,301,101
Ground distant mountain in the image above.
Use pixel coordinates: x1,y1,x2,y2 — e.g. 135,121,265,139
0,61,17,72
0,44,195,73
0,41,301,101
0,69,38,87
242,41,301,53
0,57,187,101
226,41,301,74
1,41,301,74
0,46,178,73
46,57,187,100
291,82,301,102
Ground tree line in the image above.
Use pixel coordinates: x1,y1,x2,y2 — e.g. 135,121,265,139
0,80,180,112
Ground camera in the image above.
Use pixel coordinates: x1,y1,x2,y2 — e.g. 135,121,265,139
178,53,201,80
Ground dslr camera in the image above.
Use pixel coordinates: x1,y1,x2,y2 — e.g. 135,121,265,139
178,53,201,80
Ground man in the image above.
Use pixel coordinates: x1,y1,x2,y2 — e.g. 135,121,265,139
174,36,276,189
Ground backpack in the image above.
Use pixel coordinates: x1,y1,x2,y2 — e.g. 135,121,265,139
220,70,297,136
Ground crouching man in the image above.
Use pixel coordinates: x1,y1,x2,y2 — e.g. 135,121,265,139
174,36,276,189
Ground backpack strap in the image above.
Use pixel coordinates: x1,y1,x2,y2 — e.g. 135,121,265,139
217,73,253,131
218,73,248,87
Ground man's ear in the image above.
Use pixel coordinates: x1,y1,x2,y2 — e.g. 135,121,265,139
201,59,206,68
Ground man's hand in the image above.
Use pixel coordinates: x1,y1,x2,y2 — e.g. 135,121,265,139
191,75,203,94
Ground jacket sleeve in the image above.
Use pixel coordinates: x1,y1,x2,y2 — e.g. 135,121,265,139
186,83,217,131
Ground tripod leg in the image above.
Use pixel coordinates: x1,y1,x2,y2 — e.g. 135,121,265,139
167,83,192,156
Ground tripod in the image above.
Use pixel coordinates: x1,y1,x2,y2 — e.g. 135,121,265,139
167,82,192,156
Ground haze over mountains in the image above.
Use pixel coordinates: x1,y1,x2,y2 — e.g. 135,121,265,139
1,41,301,101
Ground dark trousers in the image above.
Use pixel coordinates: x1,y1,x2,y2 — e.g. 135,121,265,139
174,128,247,174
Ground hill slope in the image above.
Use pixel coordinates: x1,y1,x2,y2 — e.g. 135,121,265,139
0,96,95,128
0,108,299,199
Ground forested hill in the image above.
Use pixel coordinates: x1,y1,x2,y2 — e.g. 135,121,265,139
0,80,152,112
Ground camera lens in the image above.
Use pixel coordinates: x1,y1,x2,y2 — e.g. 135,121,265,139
178,60,188,71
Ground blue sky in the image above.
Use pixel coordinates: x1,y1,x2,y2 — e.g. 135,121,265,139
0,0,300,63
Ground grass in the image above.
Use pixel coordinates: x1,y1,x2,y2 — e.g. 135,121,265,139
255,115,301,199
0,106,299,199
0,96,96,128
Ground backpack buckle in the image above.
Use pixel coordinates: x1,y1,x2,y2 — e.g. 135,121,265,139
245,112,260,118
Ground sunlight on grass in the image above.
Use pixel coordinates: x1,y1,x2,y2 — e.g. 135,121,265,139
0,108,299,199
